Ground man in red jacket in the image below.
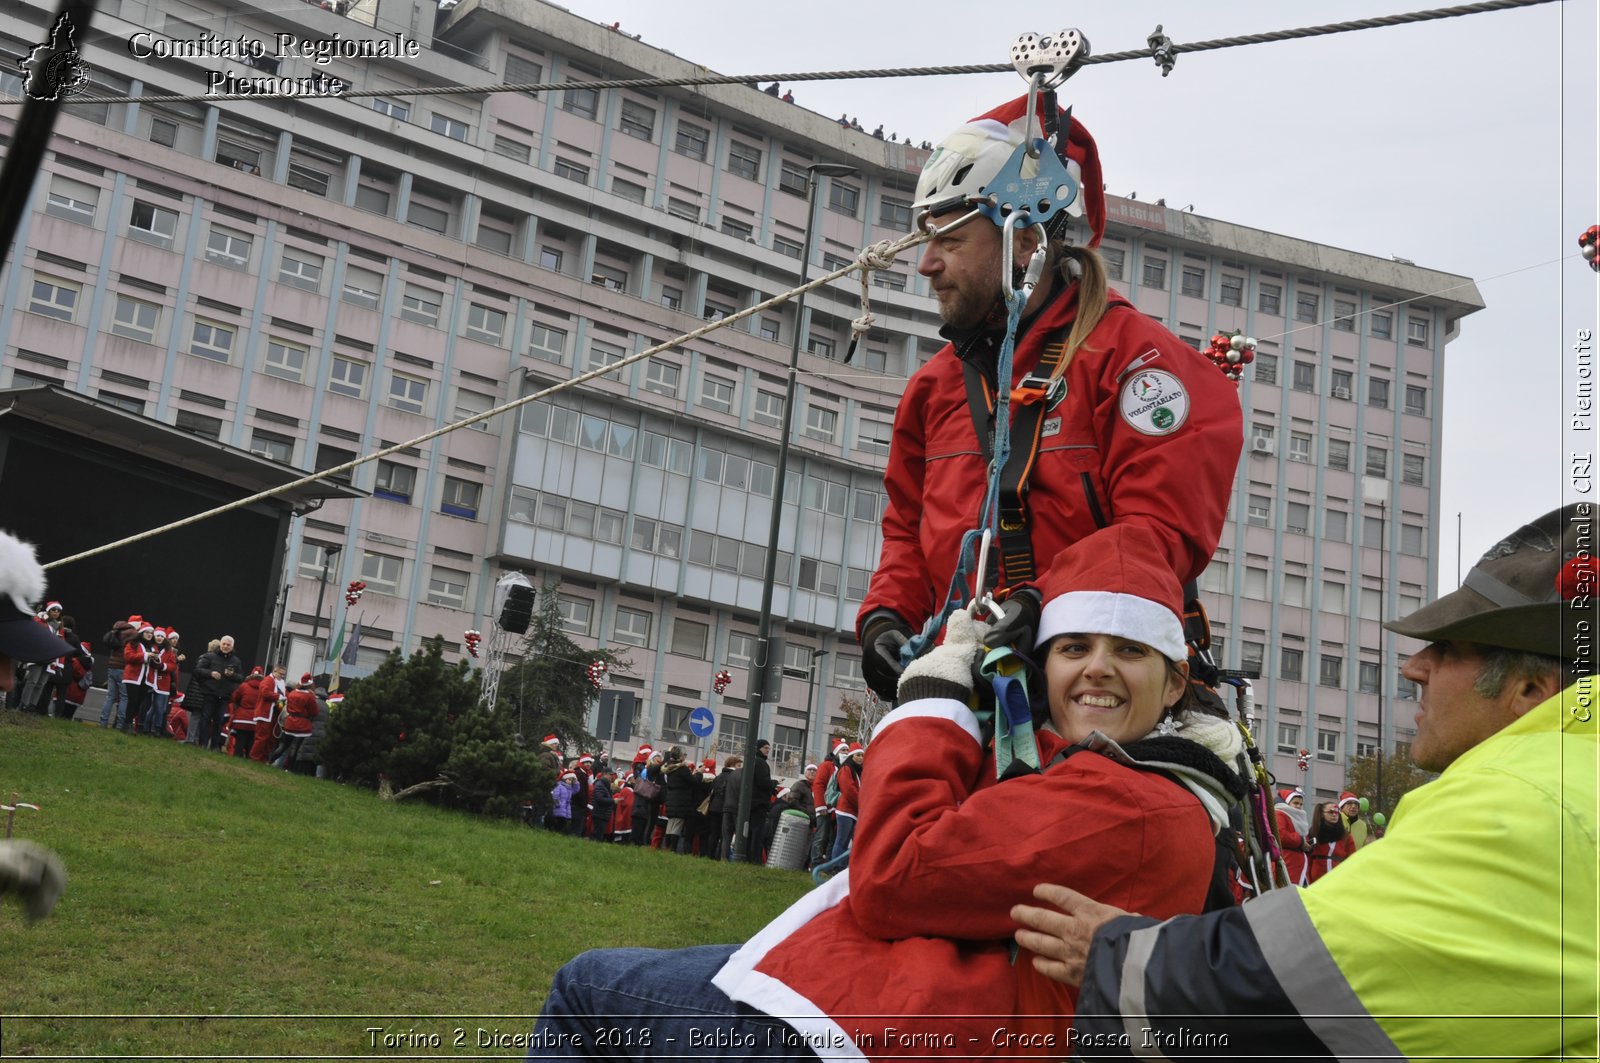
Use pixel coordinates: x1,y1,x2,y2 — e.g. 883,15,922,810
856,93,1242,701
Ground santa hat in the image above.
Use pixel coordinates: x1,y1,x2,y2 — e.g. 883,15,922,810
300,672,315,687
1338,791,1360,809
172,692,184,704
44,600,62,612
776,787,790,800
1034,526,1186,661
1277,788,1303,803
702,758,716,771
577,754,594,765
127,614,143,625
832,738,849,756
154,628,168,639
847,742,864,755
138,622,155,635
249,666,264,677
804,763,817,773
542,734,561,748
637,745,654,759
327,693,345,706
919,94,1106,246
562,771,577,781
166,630,180,641
80,641,93,654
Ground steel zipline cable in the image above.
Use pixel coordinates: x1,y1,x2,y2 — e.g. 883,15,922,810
0,0,1561,108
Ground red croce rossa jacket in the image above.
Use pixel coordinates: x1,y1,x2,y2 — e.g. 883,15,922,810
858,282,1243,638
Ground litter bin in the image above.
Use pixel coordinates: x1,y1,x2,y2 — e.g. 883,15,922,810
765,808,812,870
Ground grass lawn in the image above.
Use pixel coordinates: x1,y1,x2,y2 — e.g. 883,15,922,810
0,711,814,1058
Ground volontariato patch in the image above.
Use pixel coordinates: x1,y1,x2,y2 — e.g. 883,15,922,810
1118,369,1189,436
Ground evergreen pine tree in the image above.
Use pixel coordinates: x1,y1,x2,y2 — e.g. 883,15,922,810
442,706,548,819
496,579,630,751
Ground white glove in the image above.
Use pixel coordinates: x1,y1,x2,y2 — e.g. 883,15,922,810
0,840,67,920
896,605,992,697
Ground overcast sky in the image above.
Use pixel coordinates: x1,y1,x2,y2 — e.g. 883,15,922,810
562,0,1599,588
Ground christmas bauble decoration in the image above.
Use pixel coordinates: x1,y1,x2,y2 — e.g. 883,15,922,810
463,629,482,658
587,659,608,688
712,668,733,695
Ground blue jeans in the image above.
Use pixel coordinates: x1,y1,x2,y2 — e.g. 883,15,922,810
98,673,123,727
532,944,819,1060
829,815,856,863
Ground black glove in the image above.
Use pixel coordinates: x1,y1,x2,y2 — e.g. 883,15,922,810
859,611,913,703
985,588,1041,653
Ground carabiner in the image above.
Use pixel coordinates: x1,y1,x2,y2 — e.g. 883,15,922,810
1000,212,1049,304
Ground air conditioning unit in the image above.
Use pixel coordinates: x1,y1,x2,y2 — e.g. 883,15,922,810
1251,437,1276,455
1333,386,1352,400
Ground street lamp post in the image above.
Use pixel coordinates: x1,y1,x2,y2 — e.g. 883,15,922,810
730,162,858,863
804,647,830,765
307,544,341,667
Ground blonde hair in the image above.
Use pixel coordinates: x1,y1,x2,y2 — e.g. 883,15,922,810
1052,242,1110,364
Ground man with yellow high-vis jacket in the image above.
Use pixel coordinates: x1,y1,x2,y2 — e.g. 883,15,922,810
1011,503,1599,1060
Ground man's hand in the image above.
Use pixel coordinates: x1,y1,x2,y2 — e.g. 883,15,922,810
859,612,913,702
1010,883,1129,987
210,671,221,680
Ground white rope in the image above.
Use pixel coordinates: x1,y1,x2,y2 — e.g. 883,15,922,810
44,225,934,570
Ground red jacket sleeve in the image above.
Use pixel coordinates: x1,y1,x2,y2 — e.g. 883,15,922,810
1274,808,1305,851
857,366,938,635
848,700,1213,941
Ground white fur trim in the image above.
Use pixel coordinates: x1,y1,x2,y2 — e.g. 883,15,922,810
1035,590,1185,660
873,699,983,746
711,870,866,1062
0,532,46,616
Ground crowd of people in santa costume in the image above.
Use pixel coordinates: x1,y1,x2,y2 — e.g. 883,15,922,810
532,732,868,868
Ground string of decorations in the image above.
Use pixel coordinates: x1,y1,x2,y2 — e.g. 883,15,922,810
586,659,609,689
1203,330,1258,381
463,630,482,658
1580,226,1599,274
713,668,733,695
343,580,367,607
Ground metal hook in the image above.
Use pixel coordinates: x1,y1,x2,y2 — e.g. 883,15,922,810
1000,214,1049,304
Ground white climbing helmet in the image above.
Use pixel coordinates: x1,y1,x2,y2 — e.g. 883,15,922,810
913,117,1082,219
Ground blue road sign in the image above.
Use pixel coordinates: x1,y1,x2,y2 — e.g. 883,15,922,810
688,705,715,738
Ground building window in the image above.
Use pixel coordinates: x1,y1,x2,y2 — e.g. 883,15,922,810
660,285,684,310
1327,439,1350,471
557,594,592,636
1280,647,1303,682
189,319,236,362
1405,384,1427,415
373,460,416,504
613,607,652,648
1371,310,1393,339
538,246,564,271
1320,654,1343,688
1295,290,1319,323
1218,273,1241,306
1241,640,1264,673
1403,453,1426,485
591,263,628,291
111,294,160,342
1402,523,1426,556
553,158,590,184
1141,257,1166,290
807,335,836,359
612,178,646,204
278,249,324,292
642,359,680,398
772,235,802,259
287,162,330,197
1288,431,1312,463
700,373,735,413
1359,661,1381,694
752,389,785,428
359,550,403,594
263,338,309,382
441,476,481,519
430,113,469,141
670,618,709,659
727,141,762,180
426,566,469,608
28,276,79,321
174,409,223,439
528,323,568,364
1333,298,1357,331
1322,578,1347,614
371,97,409,120
249,429,294,463
857,420,892,455
1365,446,1388,478
315,443,356,484
407,200,449,235
492,135,531,163
1285,500,1311,535
128,200,178,245
1324,508,1348,541
1101,246,1125,280
1247,494,1271,527
1292,361,1317,393
1257,281,1281,315
464,303,507,345
718,217,752,241
1180,265,1206,298
205,226,253,268
803,405,837,443
880,195,913,229
561,84,599,120
674,121,709,161
618,99,656,140
1368,377,1390,409
1331,369,1353,399
1317,728,1340,761
1276,722,1300,756
478,211,517,254
45,175,98,223
342,265,383,310
1407,316,1431,345
587,341,625,379
329,356,367,398
828,181,860,217
1253,352,1278,385
388,371,428,415
453,387,494,432
400,285,443,327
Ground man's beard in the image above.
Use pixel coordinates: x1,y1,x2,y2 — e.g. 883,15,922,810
935,281,1003,331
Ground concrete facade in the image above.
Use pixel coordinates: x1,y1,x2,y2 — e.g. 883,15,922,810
0,0,1482,788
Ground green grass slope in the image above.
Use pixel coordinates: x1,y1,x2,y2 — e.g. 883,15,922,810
0,712,812,1057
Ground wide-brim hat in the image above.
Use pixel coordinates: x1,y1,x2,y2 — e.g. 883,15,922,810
1385,503,1598,660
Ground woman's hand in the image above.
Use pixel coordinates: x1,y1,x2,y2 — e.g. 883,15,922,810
896,605,991,697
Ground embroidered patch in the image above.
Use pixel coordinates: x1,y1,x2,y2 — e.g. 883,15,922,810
1118,369,1189,436
1043,415,1062,438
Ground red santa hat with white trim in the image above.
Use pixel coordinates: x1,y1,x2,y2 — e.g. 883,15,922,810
1033,525,1186,661
542,734,561,749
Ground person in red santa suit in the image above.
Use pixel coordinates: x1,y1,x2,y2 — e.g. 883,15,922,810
856,93,1242,705
165,692,189,741
1274,788,1310,886
62,641,94,718
225,667,265,759
809,738,845,867
119,622,162,735
827,742,865,862
531,525,1247,1058
272,673,320,769
610,775,635,844
250,665,286,762
1305,800,1354,884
